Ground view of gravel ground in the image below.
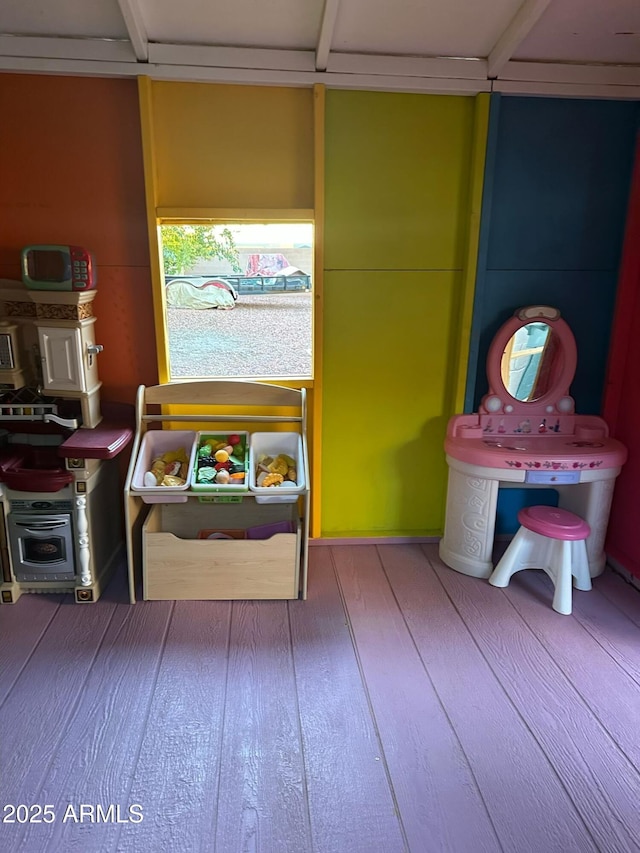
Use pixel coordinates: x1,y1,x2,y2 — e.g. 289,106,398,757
167,292,312,378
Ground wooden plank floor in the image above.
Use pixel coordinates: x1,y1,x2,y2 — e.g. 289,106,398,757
2,543,640,853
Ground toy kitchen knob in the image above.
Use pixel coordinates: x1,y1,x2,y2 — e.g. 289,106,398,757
86,343,103,367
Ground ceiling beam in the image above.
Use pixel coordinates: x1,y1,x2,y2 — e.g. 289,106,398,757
150,43,314,72
328,53,487,81
494,79,640,99
487,0,553,79
501,60,640,87
316,0,341,72
149,44,487,80
116,0,149,62
0,53,491,95
0,35,134,62
0,41,638,99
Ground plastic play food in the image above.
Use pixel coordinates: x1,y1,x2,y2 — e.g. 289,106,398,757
255,452,297,487
194,432,248,489
162,475,185,487
145,446,189,487
261,472,285,487
268,457,289,477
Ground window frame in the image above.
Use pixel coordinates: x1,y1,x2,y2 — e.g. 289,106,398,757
151,209,316,389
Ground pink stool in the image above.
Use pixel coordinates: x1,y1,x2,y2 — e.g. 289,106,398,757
488,506,592,615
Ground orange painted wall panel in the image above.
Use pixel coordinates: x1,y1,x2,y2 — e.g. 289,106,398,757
0,73,157,402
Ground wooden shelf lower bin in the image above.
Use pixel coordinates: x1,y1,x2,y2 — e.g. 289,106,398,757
142,500,301,600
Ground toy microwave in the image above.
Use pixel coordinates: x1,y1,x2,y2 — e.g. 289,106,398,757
21,245,97,291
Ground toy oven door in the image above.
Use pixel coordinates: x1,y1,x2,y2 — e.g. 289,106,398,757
8,513,76,581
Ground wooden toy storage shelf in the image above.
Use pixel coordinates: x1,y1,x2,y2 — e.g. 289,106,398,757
123,380,310,604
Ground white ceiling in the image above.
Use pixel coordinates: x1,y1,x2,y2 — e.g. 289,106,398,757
0,0,638,97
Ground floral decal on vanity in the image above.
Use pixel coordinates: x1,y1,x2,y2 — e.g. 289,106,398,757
505,459,604,469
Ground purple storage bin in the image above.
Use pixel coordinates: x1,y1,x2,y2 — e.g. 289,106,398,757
246,520,295,540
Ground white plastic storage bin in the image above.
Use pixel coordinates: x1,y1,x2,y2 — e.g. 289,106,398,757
191,431,250,494
131,430,197,504
249,432,305,504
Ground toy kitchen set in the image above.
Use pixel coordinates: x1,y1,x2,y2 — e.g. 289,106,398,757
0,245,132,605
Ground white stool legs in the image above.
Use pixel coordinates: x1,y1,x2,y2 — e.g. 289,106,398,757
487,527,534,588
552,540,575,616
489,527,592,615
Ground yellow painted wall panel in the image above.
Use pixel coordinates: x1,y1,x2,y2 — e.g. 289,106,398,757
150,82,314,209
320,270,459,536
320,91,488,537
324,90,475,271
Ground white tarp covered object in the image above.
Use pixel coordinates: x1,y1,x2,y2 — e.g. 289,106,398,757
166,278,237,310
278,266,308,278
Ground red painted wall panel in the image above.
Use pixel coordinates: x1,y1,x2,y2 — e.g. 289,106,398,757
603,132,640,578
0,73,158,403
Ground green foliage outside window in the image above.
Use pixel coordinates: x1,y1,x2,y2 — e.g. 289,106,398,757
161,225,242,275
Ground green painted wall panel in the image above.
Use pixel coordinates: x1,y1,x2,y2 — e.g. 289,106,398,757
321,90,487,537
321,270,459,536
324,91,475,271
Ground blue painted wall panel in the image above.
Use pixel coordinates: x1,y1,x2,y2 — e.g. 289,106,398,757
465,94,638,534
468,95,638,414
487,98,637,272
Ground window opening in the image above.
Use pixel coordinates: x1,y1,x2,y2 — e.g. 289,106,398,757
160,222,313,381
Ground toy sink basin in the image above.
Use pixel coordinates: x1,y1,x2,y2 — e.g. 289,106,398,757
0,445,73,491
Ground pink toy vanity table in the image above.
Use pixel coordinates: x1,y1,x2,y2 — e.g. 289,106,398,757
439,306,628,579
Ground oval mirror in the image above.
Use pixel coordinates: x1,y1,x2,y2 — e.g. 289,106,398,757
480,306,577,416
500,321,561,402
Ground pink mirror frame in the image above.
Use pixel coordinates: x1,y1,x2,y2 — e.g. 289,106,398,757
479,306,577,417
